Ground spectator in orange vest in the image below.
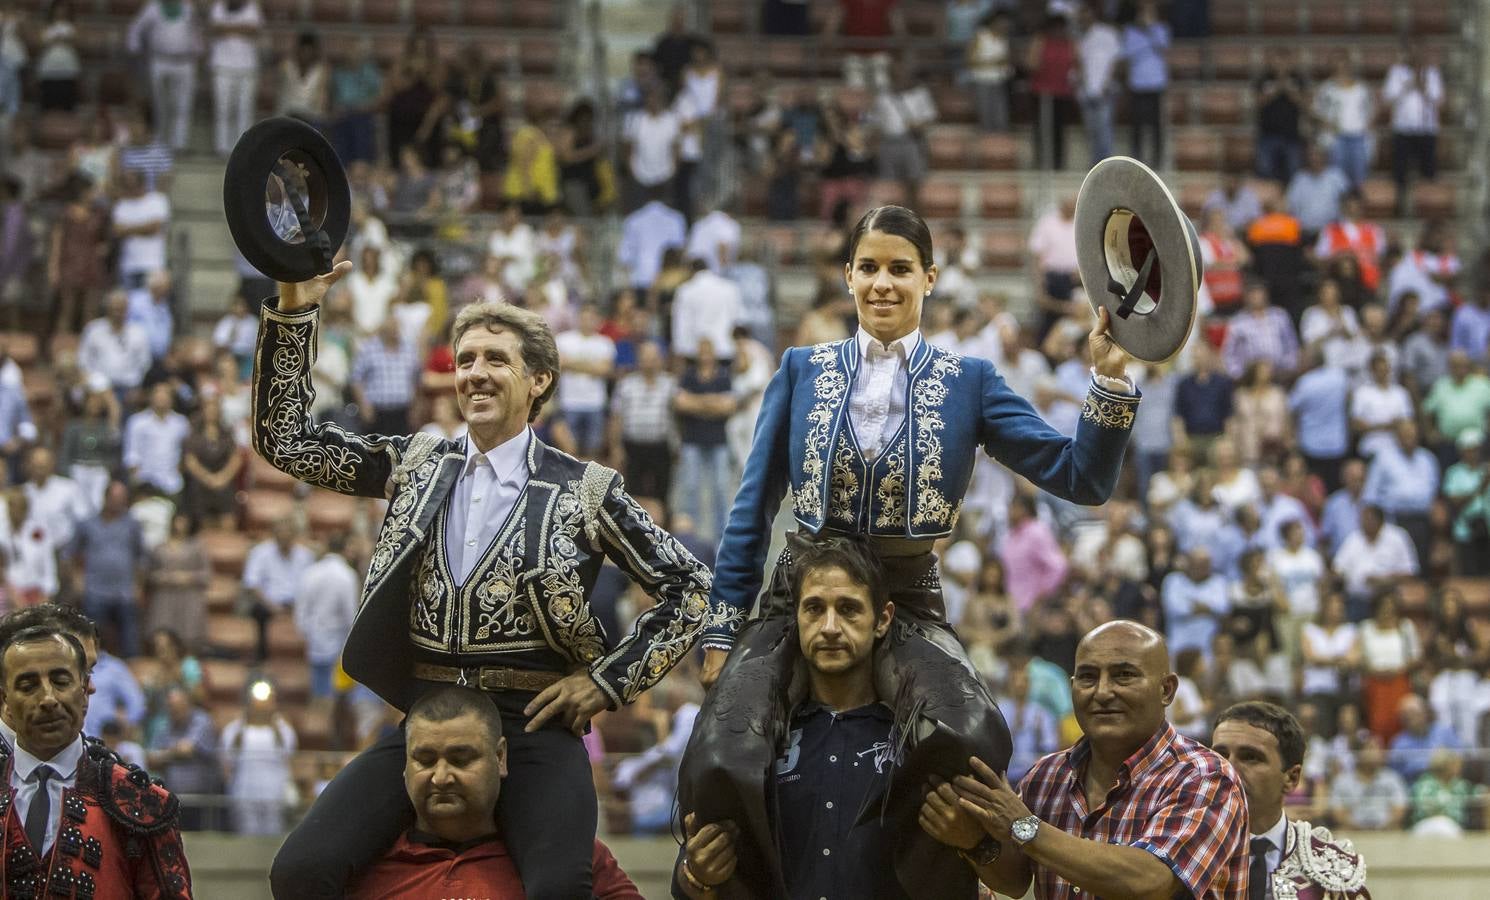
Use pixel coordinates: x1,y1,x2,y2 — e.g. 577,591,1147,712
1314,194,1386,292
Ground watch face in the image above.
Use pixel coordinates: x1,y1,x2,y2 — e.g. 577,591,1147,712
1013,816,1039,843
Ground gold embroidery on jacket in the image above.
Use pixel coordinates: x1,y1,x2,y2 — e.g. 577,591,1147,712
1080,388,1139,430
829,438,861,522
874,439,908,529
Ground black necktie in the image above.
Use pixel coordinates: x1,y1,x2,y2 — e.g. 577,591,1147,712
24,765,55,855
1249,835,1272,900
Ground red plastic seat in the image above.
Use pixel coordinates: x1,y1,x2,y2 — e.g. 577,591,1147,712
970,134,1018,170
919,178,965,219
1173,132,1222,171
978,181,1021,220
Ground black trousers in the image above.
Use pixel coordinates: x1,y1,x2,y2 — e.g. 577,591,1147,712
623,439,673,502
271,700,597,900
1392,131,1438,192
1129,90,1165,165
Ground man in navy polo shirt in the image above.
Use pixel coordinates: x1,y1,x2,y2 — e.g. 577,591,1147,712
673,536,990,899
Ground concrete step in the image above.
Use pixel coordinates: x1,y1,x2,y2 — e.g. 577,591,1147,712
187,267,242,324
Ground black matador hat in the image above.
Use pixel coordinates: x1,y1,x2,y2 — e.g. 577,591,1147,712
223,116,350,283
1074,156,1203,363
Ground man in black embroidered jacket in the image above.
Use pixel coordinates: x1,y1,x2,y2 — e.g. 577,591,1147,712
260,262,722,900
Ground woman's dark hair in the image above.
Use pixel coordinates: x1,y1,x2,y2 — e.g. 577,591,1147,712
1215,701,1307,771
846,205,935,270
566,98,596,125
411,247,440,276
150,627,187,659
1174,647,1204,679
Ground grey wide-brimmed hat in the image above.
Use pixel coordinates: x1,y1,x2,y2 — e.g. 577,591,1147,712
1074,156,1202,363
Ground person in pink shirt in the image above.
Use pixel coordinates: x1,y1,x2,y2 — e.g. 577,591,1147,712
998,495,1071,612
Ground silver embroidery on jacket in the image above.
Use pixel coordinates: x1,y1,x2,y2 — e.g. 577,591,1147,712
797,343,848,521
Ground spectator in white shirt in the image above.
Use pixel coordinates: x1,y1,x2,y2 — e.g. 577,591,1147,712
221,683,298,835
1313,53,1374,190
127,0,202,150
293,535,359,700
1333,504,1418,621
671,259,742,364
21,446,91,550
624,85,681,195
1075,2,1121,164
486,202,537,295
554,307,616,457
873,62,937,207
213,291,258,377
617,189,687,290
684,205,741,273
344,244,400,335
207,0,263,157
968,10,1013,133
1269,519,1327,659
277,30,329,126
243,518,315,662
1350,352,1414,459
123,382,190,495
110,170,170,289
80,291,153,397
1383,45,1443,198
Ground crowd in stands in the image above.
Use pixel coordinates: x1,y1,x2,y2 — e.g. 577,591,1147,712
0,0,1484,839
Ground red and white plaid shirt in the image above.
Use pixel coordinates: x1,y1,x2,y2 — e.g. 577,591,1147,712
1011,723,1250,899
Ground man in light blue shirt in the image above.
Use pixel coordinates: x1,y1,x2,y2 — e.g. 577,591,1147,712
1320,459,1366,555
1364,419,1439,563
1288,352,1350,490
617,189,687,290
1387,695,1461,783
1286,146,1352,236
1161,547,1230,660
1123,0,1170,164
1450,287,1490,365
83,649,148,738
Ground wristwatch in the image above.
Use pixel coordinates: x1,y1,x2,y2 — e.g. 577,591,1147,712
1010,814,1041,846
959,834,1002,867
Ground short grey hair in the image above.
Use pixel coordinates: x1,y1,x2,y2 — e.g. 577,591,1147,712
450,302,560,421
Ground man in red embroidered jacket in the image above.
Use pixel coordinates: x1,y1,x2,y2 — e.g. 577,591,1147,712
0,624,192,899
347,685,642,900
1213,702,1370,900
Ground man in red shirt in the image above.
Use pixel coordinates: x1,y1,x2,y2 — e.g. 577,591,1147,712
347,685,641,900
923,620,1251,898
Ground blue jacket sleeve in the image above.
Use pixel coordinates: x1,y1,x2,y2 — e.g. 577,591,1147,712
979,360,1139,506
705,349,796,649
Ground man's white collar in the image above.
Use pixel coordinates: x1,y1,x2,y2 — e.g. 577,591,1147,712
465,427,532,487
12,734,84,783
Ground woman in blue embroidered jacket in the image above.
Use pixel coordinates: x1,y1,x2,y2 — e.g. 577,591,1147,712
679,206,1141,898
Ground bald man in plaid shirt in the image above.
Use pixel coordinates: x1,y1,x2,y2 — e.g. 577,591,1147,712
922,621,1250,898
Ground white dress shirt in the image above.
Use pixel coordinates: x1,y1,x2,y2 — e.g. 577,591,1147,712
1254,813,1289,895
242,539,316,607
79,319,153,390
851,328,920,460
671,270,742,360
446,429,532,585
10,735,84,856
1383,64,1443,134
122,409,191,495
294,553,361,665
23,475,93,548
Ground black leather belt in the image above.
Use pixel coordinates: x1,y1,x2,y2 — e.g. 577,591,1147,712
412,663,564,693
